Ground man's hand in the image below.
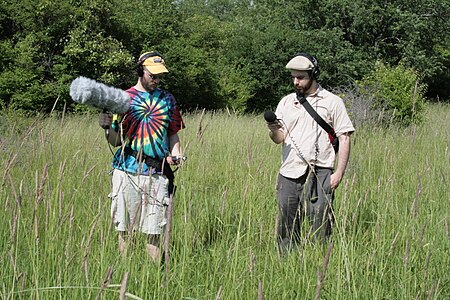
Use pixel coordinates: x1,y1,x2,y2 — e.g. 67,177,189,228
99,112,113,129
267,121,282,132
330,172,343,190
166,156,186,166
267,120,285,144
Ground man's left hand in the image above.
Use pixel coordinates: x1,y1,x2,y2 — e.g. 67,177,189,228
167,156,185,165
330,172,343,190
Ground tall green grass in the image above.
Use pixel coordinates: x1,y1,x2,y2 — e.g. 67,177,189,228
0,104,448,299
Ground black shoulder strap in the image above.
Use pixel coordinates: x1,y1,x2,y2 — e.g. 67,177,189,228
297,95,336,136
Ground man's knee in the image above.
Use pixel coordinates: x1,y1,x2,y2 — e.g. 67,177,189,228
147,234,160,246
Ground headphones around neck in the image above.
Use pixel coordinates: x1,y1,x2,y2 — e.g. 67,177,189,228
294,52,320,79
136,51,163,77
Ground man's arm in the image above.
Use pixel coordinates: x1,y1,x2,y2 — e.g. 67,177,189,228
268,122,286,144
105,128,123,146
330,132,352,189
167,133,181,165
99,112,123,146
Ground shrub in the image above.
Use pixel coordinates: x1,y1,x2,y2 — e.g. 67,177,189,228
331,84,382,128
357,61,427,126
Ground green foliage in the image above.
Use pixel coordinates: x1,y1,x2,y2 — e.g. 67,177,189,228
163,15,227,110
428,41,450,99
0,0,135,112
0,0,449,113
109,0,179,53
163,13,261,111
61,26,134,84
358,61,427,125
216,62,258,112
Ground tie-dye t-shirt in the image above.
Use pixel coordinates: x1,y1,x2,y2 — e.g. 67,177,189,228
111,87,184,175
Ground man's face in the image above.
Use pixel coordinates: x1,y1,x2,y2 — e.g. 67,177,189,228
141,70,163,92
291,70,313,95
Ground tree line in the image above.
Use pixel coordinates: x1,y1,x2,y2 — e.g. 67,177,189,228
0,0,448,113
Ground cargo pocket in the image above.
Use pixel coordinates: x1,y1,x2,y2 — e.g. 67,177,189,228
109,169,127,231
153,176,169,228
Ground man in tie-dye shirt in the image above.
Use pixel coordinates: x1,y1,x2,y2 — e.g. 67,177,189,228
99,51,185,261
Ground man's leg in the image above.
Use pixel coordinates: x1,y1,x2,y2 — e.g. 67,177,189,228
111,169,133,254
146,234,161,262
118,231,127,254
276,174,305,252
140,174,169,262
305,168,334,241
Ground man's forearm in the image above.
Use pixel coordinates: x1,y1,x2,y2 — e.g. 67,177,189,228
169,134,181,156
105,128,123,147
334,133,351,177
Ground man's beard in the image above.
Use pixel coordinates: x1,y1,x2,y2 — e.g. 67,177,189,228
295,79,312,96
142,77,157,92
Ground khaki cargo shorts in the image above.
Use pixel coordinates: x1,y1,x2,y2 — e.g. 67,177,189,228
109,169,170,235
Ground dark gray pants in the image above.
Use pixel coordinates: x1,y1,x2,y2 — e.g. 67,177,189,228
276,167,334,250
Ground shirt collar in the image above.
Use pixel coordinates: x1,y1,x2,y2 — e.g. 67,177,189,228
307,84,323,98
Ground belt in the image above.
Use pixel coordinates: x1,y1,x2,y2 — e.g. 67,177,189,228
123,147,163,171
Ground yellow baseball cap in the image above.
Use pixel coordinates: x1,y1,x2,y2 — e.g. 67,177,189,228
140,52,169,74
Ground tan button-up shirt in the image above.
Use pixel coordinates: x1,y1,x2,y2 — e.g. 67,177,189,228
275,86,355,179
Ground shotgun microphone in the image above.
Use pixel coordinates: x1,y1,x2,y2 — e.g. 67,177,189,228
69,76,131,114
264,111,278,123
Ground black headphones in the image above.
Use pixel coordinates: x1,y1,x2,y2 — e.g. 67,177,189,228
293,52,320,79
136,51,163,77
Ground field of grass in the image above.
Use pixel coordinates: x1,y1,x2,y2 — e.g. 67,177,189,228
0,103,448,299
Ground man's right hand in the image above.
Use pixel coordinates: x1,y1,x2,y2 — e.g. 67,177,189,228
267,121,282,132
267,121,285,144
98,112,113,129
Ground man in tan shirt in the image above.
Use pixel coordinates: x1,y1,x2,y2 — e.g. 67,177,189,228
267,53,355,251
